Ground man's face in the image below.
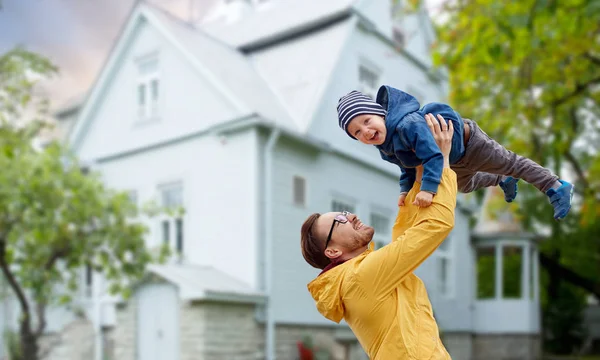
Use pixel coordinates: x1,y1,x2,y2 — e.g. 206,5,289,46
347,114,387,145
313,211,375,260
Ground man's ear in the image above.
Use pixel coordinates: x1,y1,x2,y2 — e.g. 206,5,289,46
324,247,342,260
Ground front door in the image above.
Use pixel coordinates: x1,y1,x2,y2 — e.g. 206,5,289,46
137,283,179,360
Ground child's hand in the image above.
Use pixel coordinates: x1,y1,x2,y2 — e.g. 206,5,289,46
413,191,434,207
398,193,408,207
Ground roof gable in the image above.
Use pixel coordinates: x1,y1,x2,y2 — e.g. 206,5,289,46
68,3,297,152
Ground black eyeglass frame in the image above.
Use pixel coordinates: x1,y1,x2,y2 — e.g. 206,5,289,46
324,211,350,250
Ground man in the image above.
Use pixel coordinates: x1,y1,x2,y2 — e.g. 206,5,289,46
300,113,457,359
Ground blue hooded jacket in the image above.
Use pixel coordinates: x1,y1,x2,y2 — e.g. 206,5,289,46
375,85,466,194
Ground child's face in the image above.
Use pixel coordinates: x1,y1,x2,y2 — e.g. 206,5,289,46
347,114,387,145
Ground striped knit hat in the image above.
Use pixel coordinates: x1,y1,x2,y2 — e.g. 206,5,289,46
337,90,387,139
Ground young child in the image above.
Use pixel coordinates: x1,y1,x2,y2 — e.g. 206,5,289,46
336,86,574,220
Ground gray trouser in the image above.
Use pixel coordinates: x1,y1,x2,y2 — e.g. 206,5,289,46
451,119,559,193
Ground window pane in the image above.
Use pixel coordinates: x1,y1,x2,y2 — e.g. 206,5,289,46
503,245,523,298
359,65,377,88
439,257,448,295
151,79,159,101
139,58,158,75
176,218,183,253
293,176,306,206
162,220,170,245
370,213,390,234
476,246,496,299
161,185,183,208
530,247,536,299
138,84,146,105
331,200,354,214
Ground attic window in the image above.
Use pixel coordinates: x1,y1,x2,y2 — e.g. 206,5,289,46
136,55,160,120
358,64,380,99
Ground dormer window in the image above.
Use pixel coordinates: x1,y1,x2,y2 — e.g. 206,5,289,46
358,62,380,99
136,54,160,120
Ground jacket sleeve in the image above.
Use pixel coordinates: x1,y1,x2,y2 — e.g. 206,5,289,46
379,150,414,193
357,168,457,299
399,167,416,194
399,116,444,194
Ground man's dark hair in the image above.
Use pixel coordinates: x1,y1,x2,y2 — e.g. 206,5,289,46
300,213,331,269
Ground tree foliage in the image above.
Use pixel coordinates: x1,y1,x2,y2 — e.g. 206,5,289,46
430,0,600,295
0,47,166,360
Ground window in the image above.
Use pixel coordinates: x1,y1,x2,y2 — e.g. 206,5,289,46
436,235,454,297
84,264,93,297
358,63,380,99
158,183,184,256
136,55,160,120
293,176,306,207
331,199,355,214
370,212,391,249
503,246,523,298
392,27,406,49
476,246,496,299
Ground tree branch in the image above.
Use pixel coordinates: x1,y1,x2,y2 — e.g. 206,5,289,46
540,252,600,300
585,52,600,66
0,240,32,334
552,76,600,108
564,150,590,190
35,246,69,336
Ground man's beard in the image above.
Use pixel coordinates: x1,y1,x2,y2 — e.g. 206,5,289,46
349,226,375,250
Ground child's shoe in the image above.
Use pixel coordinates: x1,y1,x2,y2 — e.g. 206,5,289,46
546,180,574,220
499,176,519,203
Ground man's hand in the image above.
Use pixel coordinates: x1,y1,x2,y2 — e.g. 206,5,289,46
425,113,453,168
398,193,407,206
413,191,433,207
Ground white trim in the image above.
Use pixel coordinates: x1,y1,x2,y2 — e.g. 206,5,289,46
69,4,249,152
434,232,455,299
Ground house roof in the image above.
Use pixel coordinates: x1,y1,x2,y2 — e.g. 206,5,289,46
68,3,299,150
200,0,357,49
147,264,266,304
146,5,297,131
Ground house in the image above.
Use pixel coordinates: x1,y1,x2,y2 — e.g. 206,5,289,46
31,0,542,359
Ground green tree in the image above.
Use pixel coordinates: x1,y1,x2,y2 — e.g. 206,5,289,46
0,48,166,360
428,0,600,299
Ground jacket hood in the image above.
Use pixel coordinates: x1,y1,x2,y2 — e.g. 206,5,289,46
307,265,346,323
376,85,421,151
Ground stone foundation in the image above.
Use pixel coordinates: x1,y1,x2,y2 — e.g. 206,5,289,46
473,334,541,360
442,332,473,360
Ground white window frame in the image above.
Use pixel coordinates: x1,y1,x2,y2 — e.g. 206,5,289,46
358,59,381,100
135,53,160,122
157,182,184,260
435,233,455,299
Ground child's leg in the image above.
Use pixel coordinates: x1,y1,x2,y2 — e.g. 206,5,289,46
458,120,560,193
453,168,503,193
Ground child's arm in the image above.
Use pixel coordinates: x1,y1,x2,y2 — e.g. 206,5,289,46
399,167,416,194
399,114,445,195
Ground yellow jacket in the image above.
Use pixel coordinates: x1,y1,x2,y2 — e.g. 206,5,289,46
307,168,457,360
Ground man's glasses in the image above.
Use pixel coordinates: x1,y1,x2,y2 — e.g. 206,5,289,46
324,211,349,250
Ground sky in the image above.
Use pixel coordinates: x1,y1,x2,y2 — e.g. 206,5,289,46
0,0,446,112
